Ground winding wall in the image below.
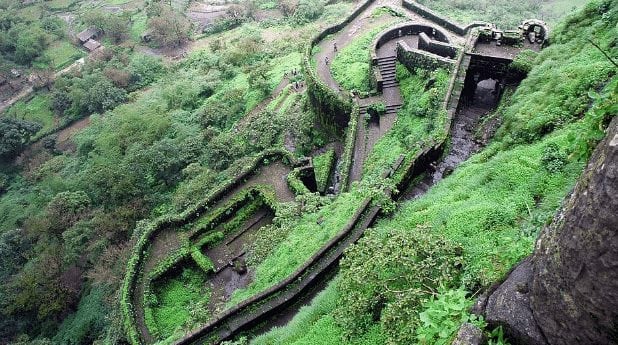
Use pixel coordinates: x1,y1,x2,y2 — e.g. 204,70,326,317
121,149,305,345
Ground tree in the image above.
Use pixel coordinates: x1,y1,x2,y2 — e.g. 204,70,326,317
82,10,129,44
147,6,192,48
46,191,91,235
0,118,42,159
69,72,127,115
292,0,323,24
10,24,48,65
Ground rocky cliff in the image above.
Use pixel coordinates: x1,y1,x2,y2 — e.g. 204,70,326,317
480,116,618,345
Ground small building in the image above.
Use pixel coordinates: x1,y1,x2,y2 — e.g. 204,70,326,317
77,27,101,44
83,39,102,52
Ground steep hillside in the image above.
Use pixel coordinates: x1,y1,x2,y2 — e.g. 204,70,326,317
253,1,617,344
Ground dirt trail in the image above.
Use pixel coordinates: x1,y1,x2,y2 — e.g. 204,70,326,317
0,58,84,114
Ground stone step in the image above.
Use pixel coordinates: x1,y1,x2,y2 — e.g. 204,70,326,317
380,69,396,75
377,56,397,61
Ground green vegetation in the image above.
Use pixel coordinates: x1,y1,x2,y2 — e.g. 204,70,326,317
313,148,336,192
231,190,365,305
363,64,449,178
254,1,617,344
150,265,211,339
330,19,401,92
46,41,85,70
4,95,55,138
0,0,616,343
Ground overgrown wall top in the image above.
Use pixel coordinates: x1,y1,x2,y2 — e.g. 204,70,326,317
397,41,456,71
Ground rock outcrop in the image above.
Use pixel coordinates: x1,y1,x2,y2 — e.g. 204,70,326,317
530,116,618,345
479,116,618,345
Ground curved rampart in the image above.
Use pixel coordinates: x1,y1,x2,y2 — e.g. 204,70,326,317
370,22,456,64
303,0,376,134
121,149,305,345
174,155,404,345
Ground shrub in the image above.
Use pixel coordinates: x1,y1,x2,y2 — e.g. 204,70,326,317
415,288,484,345
335,227,463,344
541,143,568,173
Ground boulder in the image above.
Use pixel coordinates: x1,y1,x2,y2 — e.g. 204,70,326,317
485,258,547,345
452,322,485,345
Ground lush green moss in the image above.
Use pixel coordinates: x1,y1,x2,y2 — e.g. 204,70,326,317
151,265,211,339
313,149,336,193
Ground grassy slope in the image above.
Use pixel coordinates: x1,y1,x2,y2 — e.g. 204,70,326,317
251,0,617,343
416,0,590,28
330,10,403,92
363,65,449,179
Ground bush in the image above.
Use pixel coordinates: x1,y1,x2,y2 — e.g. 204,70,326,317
541,143,568,173
415,288,484,344
335,227,462,344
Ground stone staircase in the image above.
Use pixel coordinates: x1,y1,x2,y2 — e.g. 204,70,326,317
377,56,398,89
385,103,402,115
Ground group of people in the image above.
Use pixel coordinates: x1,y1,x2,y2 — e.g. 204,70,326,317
284,68,305,90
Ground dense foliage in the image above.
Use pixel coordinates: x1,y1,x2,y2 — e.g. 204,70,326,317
0,0,615,343
253,1,617,344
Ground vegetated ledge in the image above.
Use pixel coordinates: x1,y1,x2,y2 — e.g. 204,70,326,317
121,149,308,345
172,29,472,345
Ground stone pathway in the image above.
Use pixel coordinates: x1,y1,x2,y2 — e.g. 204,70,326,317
312,0,467,185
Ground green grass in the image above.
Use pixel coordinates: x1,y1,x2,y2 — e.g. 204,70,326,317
313,149,336,193
251,277,386,345
267,52,303,91
46,41,85,70
131,12,148,42
228,190,366,305
363,65,449,178
5,94,56,138
381,126,584,286
151,265,211,339
330,22,398,92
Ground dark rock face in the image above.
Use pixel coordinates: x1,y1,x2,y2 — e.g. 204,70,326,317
530,117,618,345
452,322,485,345
485,258,547,345
481,117,618,345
